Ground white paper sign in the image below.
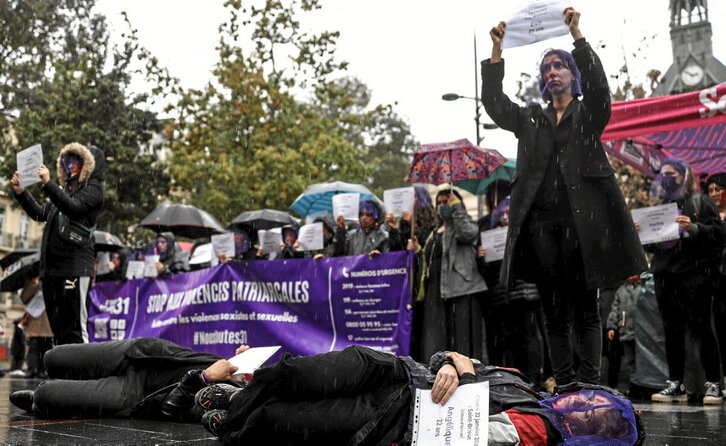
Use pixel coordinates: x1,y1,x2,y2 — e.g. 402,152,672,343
144,255,160,278
16,144,43,188
384,187,415,217
126,260,145,280
502,0,571,49
258,228,283,257
211,233,236,258
480,227,509,263
332,193,360,221
25,292,46,318
228,346,281,375
631,202,680,245
297,222,324,251
96,252,110,276
411,381,489,446
190,243,218,266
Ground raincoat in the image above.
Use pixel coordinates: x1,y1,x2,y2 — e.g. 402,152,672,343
481,39,647,290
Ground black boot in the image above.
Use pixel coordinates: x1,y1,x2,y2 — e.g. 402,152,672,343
9,390,34,412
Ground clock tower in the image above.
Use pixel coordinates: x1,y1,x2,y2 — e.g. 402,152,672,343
654,0,726,95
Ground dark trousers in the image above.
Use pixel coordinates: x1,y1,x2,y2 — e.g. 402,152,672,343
713,278,726,373
225,345,410,445
526,209,601,385
42,276,90,345
654,271,720,383
34,340,145,417
26,337,53,376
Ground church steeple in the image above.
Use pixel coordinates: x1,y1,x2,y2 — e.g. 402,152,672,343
655,0,726,95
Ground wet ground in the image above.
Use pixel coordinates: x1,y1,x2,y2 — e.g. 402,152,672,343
0,375,725,445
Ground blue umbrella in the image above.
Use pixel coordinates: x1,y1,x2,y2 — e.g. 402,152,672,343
289,181,381,218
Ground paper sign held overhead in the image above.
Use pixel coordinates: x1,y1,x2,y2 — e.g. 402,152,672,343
502,0,571,49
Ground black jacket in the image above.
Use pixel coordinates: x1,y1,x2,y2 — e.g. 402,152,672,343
153,232,190,277
650,193,724,274
481,39,647,289
15,143,105,278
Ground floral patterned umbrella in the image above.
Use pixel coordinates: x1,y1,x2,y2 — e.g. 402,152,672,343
406,138,507,185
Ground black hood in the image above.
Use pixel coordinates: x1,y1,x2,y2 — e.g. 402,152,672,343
87,145,106,182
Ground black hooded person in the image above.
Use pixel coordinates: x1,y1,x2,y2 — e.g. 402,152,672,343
481,8,647,385
11,143,105,345
150,232,190,277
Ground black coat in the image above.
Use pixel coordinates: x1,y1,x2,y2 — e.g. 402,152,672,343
15,144,105,278
481,39,647,290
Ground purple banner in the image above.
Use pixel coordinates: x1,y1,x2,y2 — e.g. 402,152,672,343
88,251,413,359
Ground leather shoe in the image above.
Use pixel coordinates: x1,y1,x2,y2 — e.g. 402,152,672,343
9,390,34,412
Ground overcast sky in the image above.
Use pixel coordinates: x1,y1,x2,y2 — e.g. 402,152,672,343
95,0,726,160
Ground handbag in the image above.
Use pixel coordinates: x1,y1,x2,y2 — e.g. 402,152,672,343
57,212,96,247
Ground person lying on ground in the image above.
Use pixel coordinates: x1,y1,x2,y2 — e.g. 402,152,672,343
9,337,247,422
191,345,644,446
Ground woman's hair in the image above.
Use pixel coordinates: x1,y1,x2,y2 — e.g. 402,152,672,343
662,157,694,194
538,48,582,102
434,189,464,226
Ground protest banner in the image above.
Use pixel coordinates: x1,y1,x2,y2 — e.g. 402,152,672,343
89,251,413,359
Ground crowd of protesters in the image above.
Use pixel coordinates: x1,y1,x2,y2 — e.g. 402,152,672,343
4,6,725,445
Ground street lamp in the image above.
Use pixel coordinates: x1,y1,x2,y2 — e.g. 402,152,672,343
441,35,499,219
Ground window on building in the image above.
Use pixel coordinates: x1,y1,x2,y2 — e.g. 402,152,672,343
19,214,29,248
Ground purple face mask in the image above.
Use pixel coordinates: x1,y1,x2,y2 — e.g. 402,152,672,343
61,154,83,175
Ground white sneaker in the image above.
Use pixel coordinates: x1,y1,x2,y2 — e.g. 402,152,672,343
9,369,26,378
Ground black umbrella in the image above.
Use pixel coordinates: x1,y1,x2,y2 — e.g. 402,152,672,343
0,248,38,270
94,231,127,252
228,209,301,231
0,252,40,292
139,204,226,239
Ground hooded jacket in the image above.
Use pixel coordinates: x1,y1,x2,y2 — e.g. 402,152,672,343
151,232,190,277
334,200,403,256
15,143,105,278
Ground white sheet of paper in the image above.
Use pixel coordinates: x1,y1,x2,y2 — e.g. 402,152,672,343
297,222,324,251
96,252,110,275
384,187,415,217
25,292,46,318
144,255,160,278
502,0,571,49
211,233,236,258
258,228,283,257
332,193,360,221
126,260,145,279
411,381,489,446
480,227,509,263
631,202,680,245
16,144,43,189
190,243,218,266
228,346,281,375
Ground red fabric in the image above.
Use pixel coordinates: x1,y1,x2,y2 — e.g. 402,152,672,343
504,409,549,446
602,83,726,142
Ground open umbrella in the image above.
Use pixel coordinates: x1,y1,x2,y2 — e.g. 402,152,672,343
0,248,38,270
139,204,226,239
0,252,40,292
454,158,517,195
289,181,381,218
406,138,507,185
228,209,301,231
94,231,127,252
